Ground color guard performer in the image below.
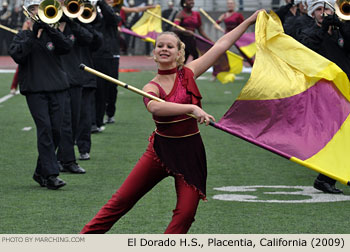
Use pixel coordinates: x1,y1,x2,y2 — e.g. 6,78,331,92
173,0,212,62
216,0,244,33
80,9,260,234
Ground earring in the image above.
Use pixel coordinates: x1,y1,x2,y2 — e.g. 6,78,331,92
153,55,158,62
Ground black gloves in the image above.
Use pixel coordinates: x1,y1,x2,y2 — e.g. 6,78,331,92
59,14,72,24
96,0,104,7
331,15,343,28
32,21,50,37
322,15,343,32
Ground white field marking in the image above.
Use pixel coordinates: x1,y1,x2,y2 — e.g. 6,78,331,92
22,127,32,131
0,90,19,104
0,69,16,73
224,91,232,95
242,67,252,73
197,76,210,80
205,65,252,74
213,185,350,203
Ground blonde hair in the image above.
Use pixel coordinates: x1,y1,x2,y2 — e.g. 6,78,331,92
154,32,186,67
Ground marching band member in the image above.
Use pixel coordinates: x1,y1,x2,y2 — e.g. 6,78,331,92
91,0,120,130
56,11,93,174
8,0,73,189
76,18,104,161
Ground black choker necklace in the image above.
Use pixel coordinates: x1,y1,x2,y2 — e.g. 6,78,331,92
158,67,177,75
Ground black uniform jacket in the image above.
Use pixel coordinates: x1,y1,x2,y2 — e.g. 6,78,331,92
8,28,73,94
275,3,298,24
79,23,103,89
60,21,93,87
92,0,120,59
299,22,350,78
284,14,314,41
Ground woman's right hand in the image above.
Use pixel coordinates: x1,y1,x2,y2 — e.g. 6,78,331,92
191,105,216,126
246,9,263,26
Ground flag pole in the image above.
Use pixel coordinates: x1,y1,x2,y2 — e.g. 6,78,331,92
79,64,206,123
0,24,18,34
80,64,164,102
199,8,225,33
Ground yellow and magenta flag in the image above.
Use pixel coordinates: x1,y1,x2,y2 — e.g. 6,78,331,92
131,5,162,40
121,27,155,45
234,32,256,66
235,32,256,59
213,11,350,185
194,35,243,84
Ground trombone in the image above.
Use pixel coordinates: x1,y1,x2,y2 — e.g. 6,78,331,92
110,0,123,8
23,0,63,25
335,0,350,20
62,0,84,18
77,0,98,23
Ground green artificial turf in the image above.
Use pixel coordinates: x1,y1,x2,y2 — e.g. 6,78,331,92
0,70,349,234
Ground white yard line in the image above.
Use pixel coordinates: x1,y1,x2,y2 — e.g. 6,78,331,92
0,90,20,104
0,69,16,73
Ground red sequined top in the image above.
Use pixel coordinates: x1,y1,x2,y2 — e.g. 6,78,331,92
174,10,202,31
144,67,202,138
217,12,244,33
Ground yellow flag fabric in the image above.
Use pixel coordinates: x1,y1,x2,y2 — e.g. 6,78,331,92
235,32,256,59
238,11,350,101
239,42,256,59
216,51,243,84
131,5,162,38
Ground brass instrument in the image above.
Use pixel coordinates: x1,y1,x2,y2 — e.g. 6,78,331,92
335,0,350,20
111,0,123,8
38,0,63,24
62,0,84,18
23,5,40,22
77,0,97,23
23,0,63,24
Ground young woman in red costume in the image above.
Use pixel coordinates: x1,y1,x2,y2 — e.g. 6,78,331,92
216,0,244,33
173,0,212,62
80,9,260,234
